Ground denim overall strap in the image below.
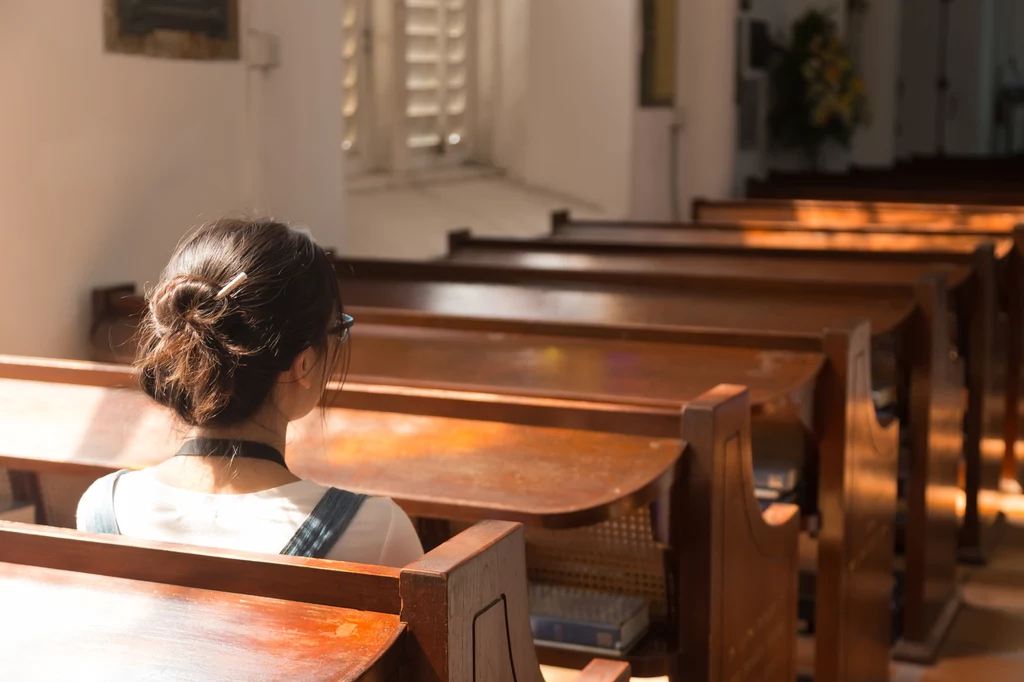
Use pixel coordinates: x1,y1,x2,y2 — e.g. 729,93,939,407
280,488,368,559
80,469,131,535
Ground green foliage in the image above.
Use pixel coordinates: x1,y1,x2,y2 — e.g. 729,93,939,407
768,9,868,163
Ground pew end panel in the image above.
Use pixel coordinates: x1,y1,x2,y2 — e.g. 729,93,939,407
1008,226,1024,487
815,320,900,682
894,274,963,662
447,227,473,255
401,520,549,682
674,384,801,682
959,244,1005,563
90,283,142,364
551,209,572,230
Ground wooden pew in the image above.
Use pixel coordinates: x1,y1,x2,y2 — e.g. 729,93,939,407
99,261,942,667
450,225,1002,555
692,198,1024,230
0,356,799,682
87,286,898,680
334,258,965,664
745,177,1024,206
92,262,933,667
690,199,1024,500
0,519,631,681
544,210,1017,554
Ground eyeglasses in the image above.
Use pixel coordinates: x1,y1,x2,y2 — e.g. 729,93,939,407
327,313,354,343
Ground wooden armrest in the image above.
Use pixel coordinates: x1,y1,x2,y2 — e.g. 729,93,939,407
573,660,631,682
406,518,522,572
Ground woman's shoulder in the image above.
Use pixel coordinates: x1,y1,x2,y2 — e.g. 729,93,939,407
76,470,131,532
327,495,424,568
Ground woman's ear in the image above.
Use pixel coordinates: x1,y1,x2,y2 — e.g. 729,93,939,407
289,347,317,389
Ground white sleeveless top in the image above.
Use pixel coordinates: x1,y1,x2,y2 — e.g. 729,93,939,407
76,468,424,568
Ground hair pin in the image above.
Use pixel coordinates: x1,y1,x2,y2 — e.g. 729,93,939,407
214,272,248,300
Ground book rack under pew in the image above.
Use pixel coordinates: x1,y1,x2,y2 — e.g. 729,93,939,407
0,356,798,682
0,519,631,682
89,285,895,682
545,209,1015,565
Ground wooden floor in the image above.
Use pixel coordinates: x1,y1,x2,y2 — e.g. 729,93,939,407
542,494,1024,682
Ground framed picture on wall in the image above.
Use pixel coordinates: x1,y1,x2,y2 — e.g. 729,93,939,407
104,0,240,60
640,0,676,107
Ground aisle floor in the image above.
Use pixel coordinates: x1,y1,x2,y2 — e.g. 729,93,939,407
343,170,602,260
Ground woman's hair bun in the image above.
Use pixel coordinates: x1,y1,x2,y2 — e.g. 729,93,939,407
149,274,228,338
135,218,344,428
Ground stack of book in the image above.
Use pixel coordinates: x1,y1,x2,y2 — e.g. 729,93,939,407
528,583,650,654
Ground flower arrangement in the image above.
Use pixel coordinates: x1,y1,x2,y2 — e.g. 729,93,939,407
768,10,868,166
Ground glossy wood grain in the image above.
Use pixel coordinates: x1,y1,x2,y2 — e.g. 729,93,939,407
0,358,797,681
0,560,405,682
686,201,1018,561
333,262,916,338
448,236,973,290
0,518,403,614
396,249,955,667
693,198,1024,230
348,323,823,413
84,290,902,681
0,517,633,682
0,374,681,529
549,221,1012,256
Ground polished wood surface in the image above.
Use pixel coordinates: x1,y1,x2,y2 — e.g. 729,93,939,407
542,211,1008,567
0,518,634,682
548,221,1013,256
0,373,681,529
333,260,917,338
0,358,799,681
813,320,899,682
685,200,1018,560
349,323,823,413
693,198,1024,230
86,281,903,681
450,231,974,289
404,249,953,665
0,560,405,682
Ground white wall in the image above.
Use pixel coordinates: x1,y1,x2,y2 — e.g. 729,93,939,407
251,0,345,246
521,0,636,217
945,0,997,155
0,1,249,359
493,0,530,179
630,109,675,220
897,0,941,157
851,0,901,166
0,0,345,359
676,0,737,203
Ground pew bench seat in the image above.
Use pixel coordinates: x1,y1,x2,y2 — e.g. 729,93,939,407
0,519,633,682
0,560,407,681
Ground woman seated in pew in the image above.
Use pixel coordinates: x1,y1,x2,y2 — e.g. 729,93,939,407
76,218,423,567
